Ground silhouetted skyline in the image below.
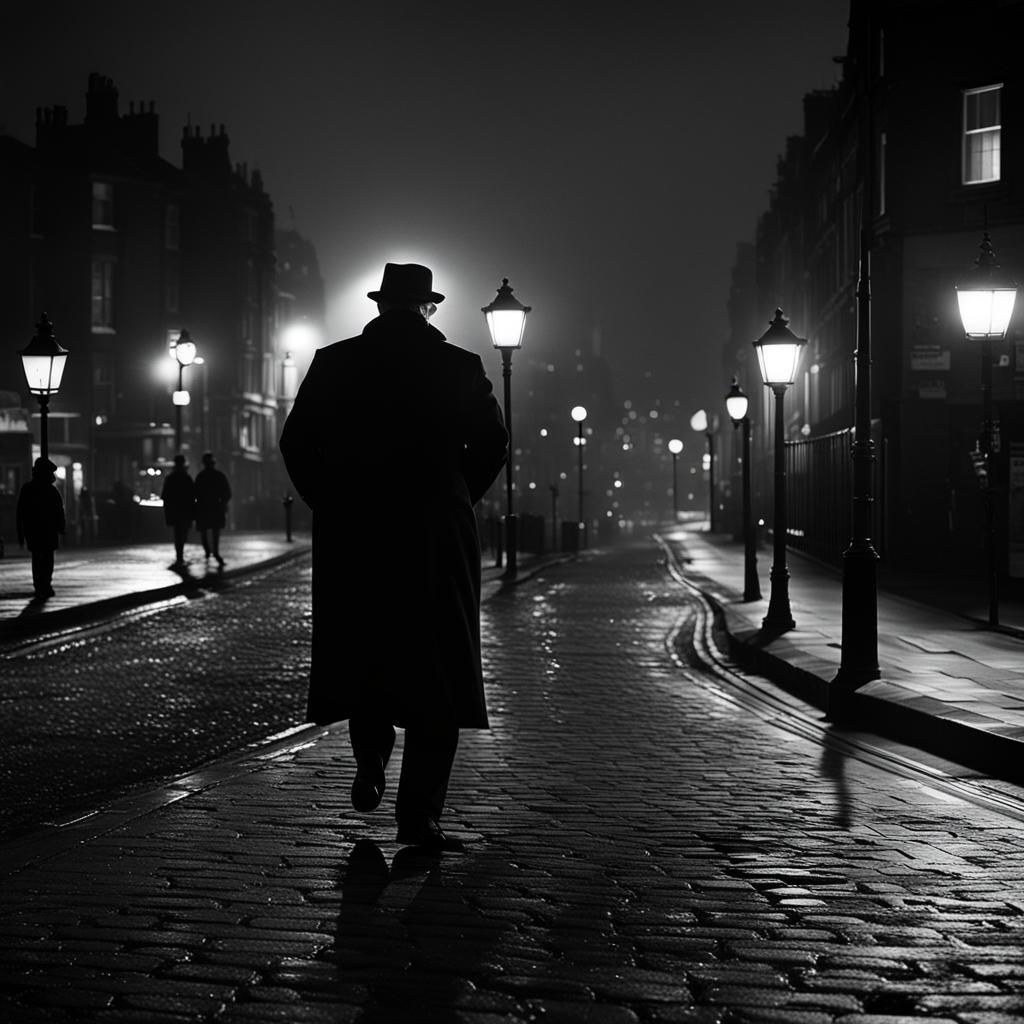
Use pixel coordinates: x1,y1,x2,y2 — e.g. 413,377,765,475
2,0,849,415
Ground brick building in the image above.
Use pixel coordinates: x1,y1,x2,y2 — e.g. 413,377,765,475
726,0,1024,583
0,74,324,541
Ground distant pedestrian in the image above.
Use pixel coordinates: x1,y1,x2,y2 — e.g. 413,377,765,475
16,457,66,600
194,451,231,566
280,262,508,852
78,486,96,545
161,454,195,566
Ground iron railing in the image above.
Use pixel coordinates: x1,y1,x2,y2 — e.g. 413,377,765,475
783,423,885,569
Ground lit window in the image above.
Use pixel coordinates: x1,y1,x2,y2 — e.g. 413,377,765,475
92,182,114,228
91,258,115,329
963,85,1002,185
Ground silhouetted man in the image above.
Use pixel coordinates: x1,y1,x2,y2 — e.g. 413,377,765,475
195,451,231,566
16,457,65,600
161,454,195,566
280,262,508,851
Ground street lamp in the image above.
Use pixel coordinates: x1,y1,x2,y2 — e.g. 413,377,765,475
689,409,718,531
956,232,1018,626
483,278,531,579
667,438,683,520
571,405,587,548
173,329,197,455
20,313,68,462
753,308,806,630
725,377,761,602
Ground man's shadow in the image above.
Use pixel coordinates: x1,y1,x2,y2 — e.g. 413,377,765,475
820,727,855,829
329,838,508,1021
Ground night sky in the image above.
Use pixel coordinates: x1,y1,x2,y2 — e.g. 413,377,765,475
2,1,848,415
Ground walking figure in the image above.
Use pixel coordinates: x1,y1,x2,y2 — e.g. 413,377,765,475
161,454,195,566
280,262,508,851
195,451,231,566
16,457,66,601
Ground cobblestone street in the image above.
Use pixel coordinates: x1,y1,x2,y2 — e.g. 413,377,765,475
2,538,1024,1022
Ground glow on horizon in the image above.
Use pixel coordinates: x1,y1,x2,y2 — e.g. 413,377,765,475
326,249,466,343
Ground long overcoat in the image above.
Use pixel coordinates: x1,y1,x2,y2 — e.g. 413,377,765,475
194,467,232,530
16,477,65,551
161,467,195,526
279,309,508,729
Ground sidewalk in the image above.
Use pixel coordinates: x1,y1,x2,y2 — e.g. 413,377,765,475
0,532,314,642
662,522,1024,784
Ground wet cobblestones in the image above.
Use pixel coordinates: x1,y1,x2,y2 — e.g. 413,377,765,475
0,561,311,835
2,540,1024,1020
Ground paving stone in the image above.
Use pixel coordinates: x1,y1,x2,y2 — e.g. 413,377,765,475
3,542,1024,1021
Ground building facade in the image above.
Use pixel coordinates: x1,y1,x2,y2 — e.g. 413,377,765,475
0,74,325,542
726,0,1024,584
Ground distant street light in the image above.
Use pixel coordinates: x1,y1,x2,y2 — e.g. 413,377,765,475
689,408,718,530
571,405,588,547
173,329,197,455
956,232,1018,627
20,313,68,462
483,278,531,580
725,377,760,602
667,438,683,519
753,308,806,630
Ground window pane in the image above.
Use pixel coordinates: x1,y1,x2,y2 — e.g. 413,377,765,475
979,88,1000,128
92,182,113,227
965,128,1002,183
965,85,1001,132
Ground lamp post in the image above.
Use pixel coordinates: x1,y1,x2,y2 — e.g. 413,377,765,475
571,405,587,547
667,438,683,520
173,329,197,455
753,308,806,630
483,278,531,580
725,377,761,602
20,313,69,462
956,232,1018,627
689,409,718,531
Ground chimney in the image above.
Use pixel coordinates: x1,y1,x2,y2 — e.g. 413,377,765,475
85,72,119,125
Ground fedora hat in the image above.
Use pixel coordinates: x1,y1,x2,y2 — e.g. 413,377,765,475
367,263,445,304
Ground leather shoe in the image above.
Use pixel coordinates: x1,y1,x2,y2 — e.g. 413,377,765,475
396,818,465,852
351,766,385,812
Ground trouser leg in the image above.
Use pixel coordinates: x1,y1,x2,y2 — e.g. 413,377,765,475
395,720,459,825
173,523,188,561
31,550,54,594
348,717,396,775
200,529,211,556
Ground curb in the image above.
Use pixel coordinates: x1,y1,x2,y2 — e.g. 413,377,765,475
0,544,312,643
0,721,330,878
677,551,1024,785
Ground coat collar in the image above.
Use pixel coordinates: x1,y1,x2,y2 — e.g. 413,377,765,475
362,308,446,343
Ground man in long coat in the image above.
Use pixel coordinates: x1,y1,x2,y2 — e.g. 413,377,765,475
280,262,508,850
194,451,232,566
16,457,66,600
161,454,195,566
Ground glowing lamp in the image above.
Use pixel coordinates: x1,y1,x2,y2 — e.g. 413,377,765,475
571,405,587,423
725,377,749,423
20,313,68,395
175,330,197,367
667,438,683,455
172,390,191,407
956,233,1017,339
753,308,806,387
482,278,531,349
